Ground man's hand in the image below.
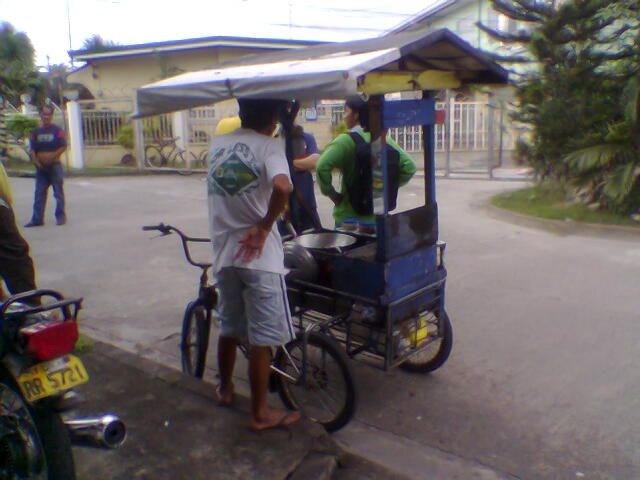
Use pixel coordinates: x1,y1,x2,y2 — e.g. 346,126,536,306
293,153,319,172
235,224,270,262
35,151,58,167
34,147,65,167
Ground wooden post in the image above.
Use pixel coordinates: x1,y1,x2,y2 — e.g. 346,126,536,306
368,95,387,215
422,91,436,205
487,93,496,179
173,111,189,167
66,100,84,169
133,119,145,171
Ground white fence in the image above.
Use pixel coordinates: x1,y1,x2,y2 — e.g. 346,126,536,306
327,100,513,154
66,98,516,170
188,106,217,144
388,101,490,153
77,102,215,146
81,110,128,146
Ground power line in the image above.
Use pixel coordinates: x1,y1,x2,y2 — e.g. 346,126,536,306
300,6,414,16
271,23,385,32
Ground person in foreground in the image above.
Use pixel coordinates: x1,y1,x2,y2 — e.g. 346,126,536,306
25,104,68,227
0,162,38,300
207,98,301,431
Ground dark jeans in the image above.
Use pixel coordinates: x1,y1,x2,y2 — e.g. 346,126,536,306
31,163,65,224
0,204,37,295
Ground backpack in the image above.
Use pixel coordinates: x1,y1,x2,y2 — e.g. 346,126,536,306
347,132,401,215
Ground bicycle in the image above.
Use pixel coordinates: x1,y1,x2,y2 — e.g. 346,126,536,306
189,148,209,169
142,223,356,432
144,136,186,168
144,137,207,170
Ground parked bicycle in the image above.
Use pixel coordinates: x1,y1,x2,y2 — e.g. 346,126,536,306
144,136,208,170
142,223,356,432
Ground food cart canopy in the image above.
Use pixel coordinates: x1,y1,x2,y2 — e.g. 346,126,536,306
134,27,508,118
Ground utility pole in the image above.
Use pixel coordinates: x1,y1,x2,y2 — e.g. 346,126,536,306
288,1,293,39
66,0,74,66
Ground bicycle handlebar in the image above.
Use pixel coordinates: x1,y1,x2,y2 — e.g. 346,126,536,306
142,224,170,233
142,223,212,269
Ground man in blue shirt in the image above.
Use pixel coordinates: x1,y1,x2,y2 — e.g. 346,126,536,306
25,104,67,227
287,125,321,232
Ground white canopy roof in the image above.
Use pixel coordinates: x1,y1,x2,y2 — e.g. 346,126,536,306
134,49,399,117
134,28,508,118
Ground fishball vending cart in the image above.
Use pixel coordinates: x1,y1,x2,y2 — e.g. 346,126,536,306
135,26,508,425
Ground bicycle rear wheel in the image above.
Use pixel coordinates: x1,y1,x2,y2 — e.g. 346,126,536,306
144,145,165,168
181,301,211,378
274,331,356,432
173,151,188,169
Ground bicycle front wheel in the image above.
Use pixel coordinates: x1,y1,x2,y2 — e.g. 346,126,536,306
274,331,356,432
181,301,211,378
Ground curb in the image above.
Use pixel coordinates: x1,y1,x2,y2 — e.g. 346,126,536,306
485,202,640,241
85,340,355,479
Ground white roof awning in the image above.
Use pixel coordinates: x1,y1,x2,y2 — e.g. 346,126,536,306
133,28,508,118
134,49,399,117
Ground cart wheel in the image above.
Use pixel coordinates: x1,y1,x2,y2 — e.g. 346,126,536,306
399,310,452,374
274,331,356,432
181,301,211,378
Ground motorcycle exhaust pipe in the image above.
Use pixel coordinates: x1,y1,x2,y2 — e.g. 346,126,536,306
65,415,127,449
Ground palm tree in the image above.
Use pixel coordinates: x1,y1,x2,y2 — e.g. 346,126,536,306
81,35,119,53
565,76,640,213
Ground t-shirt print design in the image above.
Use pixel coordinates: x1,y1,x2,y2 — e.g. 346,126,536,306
209,142,260,197
36,133,55,143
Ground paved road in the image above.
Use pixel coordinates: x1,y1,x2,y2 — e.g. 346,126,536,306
11,175,640,479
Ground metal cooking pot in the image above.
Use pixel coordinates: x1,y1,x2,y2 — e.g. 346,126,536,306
293,232,357,250
284,242,318,281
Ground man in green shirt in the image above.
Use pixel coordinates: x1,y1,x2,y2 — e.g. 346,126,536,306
316,97,416,228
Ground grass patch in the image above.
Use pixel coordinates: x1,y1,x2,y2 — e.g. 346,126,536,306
74,334,94,354
491,185,640,228
65,166,147,177
3,157,205,177
3,161,151,177
2,157,35,174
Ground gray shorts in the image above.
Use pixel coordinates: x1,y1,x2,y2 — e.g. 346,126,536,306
216,267,295,347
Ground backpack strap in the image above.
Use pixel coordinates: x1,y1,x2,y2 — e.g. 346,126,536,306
348,131,367,147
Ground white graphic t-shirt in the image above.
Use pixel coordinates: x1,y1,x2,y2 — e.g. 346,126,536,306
207,128,291,274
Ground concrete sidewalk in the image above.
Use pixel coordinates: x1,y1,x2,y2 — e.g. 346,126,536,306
70,341,404,480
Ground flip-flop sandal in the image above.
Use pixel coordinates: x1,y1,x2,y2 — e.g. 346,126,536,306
215,384,234,407
250,411,301,433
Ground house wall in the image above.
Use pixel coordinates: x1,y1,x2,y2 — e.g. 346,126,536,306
67,46,288,101
407,0,535,77
410,0,497,50
67,44,333,167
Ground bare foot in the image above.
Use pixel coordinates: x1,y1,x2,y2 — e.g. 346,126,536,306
215,384,234,407
250,408,301,432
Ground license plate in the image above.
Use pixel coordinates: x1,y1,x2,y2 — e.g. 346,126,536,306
17,355,89,402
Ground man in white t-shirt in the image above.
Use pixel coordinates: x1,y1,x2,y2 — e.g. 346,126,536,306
207,98,301,431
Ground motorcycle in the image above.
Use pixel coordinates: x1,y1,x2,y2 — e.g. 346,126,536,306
0,289,126,479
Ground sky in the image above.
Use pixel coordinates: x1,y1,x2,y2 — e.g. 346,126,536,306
0,0,442,67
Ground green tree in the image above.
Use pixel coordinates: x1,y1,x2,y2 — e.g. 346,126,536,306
479,0,639,183
0,22,40,107
564,0,640,213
